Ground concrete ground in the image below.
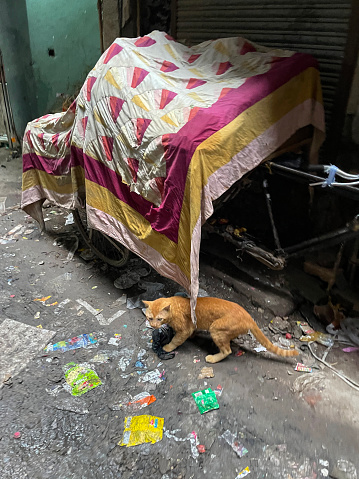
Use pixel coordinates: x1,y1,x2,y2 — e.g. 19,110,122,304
0,147,358,479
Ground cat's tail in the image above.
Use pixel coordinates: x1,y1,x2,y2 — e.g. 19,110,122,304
249,323,299,357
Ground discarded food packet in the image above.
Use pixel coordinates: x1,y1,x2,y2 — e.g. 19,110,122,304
63,362,102,396
299,331,334,347
45,333,98,353
139,369,163,385
152,324,175,360
192,388,219,414
198,367,214,379
214,384,223,396
221,430,248,458
119,415,164,447
91,353,110,363
294,363,313,373
128,392,156,411
236,467,251,478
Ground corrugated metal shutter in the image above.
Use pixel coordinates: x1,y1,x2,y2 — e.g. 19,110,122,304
176,0,352,129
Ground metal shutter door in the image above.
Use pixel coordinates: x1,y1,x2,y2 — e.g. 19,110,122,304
176,0,352,130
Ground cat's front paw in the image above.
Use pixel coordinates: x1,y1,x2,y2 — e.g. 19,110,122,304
163,343,175,352
205,354,216,363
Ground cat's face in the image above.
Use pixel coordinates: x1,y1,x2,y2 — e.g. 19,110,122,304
143,300,171,329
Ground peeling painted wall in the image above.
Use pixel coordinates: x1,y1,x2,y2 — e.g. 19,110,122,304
26,0,101,115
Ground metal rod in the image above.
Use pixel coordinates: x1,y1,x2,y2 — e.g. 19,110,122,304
268,162,359,199
263,179,282,252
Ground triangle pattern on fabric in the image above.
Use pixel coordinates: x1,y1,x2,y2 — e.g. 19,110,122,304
164,44,177,59
240,41,257,55
214,41,229,57
101,136,114,161
216,61,233,75
131,67,150,88
186,78,206,89
81,116,88,135
104,70,122,90
188,106,201,122
160,90,177,109
135,118,151,145
110,97,125,122
135,36,156,47
104,43,123,64
160,113,178,127
188,54,201,64
160,60,179,73
127,157,139,182
86,77,97,101
132,94,150,111
38,132,45,150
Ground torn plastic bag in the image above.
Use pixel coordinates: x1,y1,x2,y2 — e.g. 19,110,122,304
127,281,165,309
152,324,175,360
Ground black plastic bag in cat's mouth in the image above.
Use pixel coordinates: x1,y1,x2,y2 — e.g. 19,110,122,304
152,324,175,360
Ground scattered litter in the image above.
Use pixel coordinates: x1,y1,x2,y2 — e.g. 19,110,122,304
152,324,175,360
254,346,267,353
45,333,98,353
91,353,110,363
285,333,292,340
124,392,157,411
118,348,134,371
36,324,42,329
300,331,334,347
343,346,359,353
269,317,290,334
214,384,223,396
220,429,248,458
119,415,164,447
164,429,199,460
0,224,26,244
235,467,251,478
108,334,122,346
65,212,74,225
114,268,151,289
34,312,40,320
198,367,214,379
331,459,357,479
63,362,102,396
294,363,312,373
197,444,206,453
127,281,165,309
192,388,219,414
13,432,21,439
139,369,163,385
193,358,201,363
297,321,315,335
235,350,245,357
92,286,98,289
34,295,51,303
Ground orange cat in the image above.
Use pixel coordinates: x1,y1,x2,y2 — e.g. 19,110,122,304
143,296,299,363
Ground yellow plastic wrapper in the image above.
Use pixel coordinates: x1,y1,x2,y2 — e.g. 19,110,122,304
119,415,164,447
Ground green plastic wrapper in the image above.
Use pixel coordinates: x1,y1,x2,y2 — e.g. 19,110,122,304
192,388,219,414
64,362,102,396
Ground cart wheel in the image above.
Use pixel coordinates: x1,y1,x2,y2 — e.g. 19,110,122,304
73,208,130,267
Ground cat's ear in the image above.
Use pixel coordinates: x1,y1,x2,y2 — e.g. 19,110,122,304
142,300,152,308
159,304,171,318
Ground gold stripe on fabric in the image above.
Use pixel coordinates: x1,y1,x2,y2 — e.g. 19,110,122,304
85,180,189,276
178,67,323,258
22,166,84,194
